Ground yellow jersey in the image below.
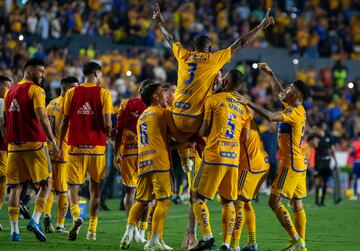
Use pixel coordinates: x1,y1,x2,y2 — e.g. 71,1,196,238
240,120,270,173
278,102,307,172
47,96,69,162
172,42,231,117
203,92,252,167
137,105,171,177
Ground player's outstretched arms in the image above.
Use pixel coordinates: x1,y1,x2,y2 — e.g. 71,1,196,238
238,97,283,123
35,107,61,155
258,62,284,97
229,8,274,55
163,109,190,143
152,3,177,46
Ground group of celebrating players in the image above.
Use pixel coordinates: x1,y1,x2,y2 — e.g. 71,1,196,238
0,4,311,251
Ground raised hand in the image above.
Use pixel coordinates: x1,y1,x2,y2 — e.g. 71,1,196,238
152,3,165,23
258,63,273,75
261,9,275,29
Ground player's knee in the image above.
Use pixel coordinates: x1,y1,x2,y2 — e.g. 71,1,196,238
268,195,281,210
290,199,304,212
244,201,253,211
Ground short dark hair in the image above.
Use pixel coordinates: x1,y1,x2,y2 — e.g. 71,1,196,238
24,58,45,70
293,79,310,100
0,75,11,84
162,82,176,90
82,61,102,76
61,76,79,86
193,35,211,50
140,82,162,106
229,69,246,89
139,79,155,93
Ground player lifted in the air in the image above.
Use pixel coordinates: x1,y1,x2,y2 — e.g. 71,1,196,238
239,63,310,251
152,3,274,136
191,70,252,251
44,76,78,234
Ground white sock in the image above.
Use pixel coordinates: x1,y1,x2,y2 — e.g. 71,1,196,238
292,234,300,240
149,232,160,245
10,220,19,234
140,229,146,238
222,242,230,248
125,224,135,236
32,211,42,224
203,233,213,241
57,224,64,228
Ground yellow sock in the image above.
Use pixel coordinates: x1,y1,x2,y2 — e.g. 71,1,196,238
147,206,154,240
152,200,171,234
8,206,20,221
193,200,212,236
34,196,47,213
57,193,69,225
0,176,6,209
245,202,256,244
273,203,298,237
222,202,236,245
88,216,98,233
294,209,306,240
70,204,80,219
44,191,54,215
231,200,245,248
128,201,146,225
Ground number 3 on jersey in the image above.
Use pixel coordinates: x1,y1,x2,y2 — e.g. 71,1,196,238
140,122,149,146
184,63,197,84
225,114,236,139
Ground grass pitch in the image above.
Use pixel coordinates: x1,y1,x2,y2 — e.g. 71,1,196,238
0,195,359,251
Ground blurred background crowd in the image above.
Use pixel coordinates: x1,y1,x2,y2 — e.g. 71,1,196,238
1,0,360,204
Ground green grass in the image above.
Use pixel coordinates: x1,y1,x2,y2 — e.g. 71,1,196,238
0,195,360,250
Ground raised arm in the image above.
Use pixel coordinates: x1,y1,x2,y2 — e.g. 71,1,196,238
229,9,274,55
258,62,284,97
152,3,177,46
239,97,283,122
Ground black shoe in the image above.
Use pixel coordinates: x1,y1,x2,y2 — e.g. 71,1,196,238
19,201,31,219
220,245,229,251
44,215,55,233
334,198,342,204
100,202,110,211
189,238,216,251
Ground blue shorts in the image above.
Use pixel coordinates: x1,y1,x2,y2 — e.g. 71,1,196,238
353,162,360,177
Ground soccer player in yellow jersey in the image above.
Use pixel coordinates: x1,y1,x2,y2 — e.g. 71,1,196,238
2,58,61,242
191,70,252,251
43,76,78,234
153,3,274,134
231,119,270,251
239,63,310,251
120,82,190,251
0,75,11,231
59,62,113,241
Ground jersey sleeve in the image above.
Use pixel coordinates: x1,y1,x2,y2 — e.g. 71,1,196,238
211,48,231,68
29,85,46,109
280,106,297,124
116,99,129,129
63,87,75,116
203,97,215,121
101,88,114,115
172,42,190,61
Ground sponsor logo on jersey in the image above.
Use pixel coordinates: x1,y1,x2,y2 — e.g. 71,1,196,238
77,102,95,115
9,99,20,112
